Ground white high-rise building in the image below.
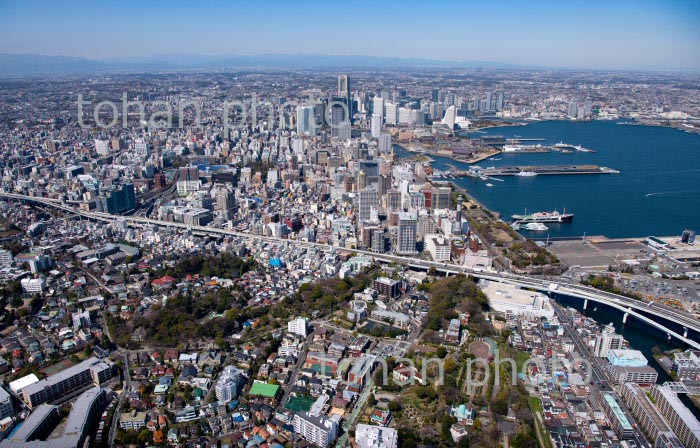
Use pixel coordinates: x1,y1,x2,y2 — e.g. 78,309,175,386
384,102,398,125
442,105,457,130
293,412,340,448
594,323,624,357
288,317,309,337
134,140,148,156
371,114,382,138
215,366,245,403
372,96,384,118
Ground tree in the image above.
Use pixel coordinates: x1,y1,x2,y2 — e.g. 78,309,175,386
367,393,377,407
10,296,23,308
436,346,447,358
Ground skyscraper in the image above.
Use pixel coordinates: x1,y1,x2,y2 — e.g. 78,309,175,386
384,102,398,125
330,103,350,141
337,74,352,124
371,114,382,138
379,133,392,153
297,105,316,135
358,188,378,222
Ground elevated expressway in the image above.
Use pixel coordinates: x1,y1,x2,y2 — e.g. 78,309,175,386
2,192,698,349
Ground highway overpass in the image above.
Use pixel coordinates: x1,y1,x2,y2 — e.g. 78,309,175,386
2,191,699,349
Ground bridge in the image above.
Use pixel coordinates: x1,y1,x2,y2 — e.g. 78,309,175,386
2,191,699,350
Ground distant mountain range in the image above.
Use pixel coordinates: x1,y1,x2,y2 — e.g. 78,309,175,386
0,53,530,77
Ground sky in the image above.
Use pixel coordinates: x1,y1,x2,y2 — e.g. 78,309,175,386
0,0,698,71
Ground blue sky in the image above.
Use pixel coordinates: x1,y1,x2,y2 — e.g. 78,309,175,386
0,0,698,70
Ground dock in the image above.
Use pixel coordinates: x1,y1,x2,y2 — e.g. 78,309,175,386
480,165,619,176
430,165,620,178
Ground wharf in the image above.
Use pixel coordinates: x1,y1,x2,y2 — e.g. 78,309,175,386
477,165,619,176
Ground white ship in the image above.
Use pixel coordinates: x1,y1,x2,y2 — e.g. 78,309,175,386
516,171,538,177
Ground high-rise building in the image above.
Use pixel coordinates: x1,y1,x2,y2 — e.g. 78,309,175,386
593,323,624,357
495,91,504,112
485,92,493,112
330,103,350,141
103,184,136,214
384,102,398,125
293,412,340,448
296,105,315,135
337,74,352,124
379,133,392,153
433,186,451,210
215,366,245,403
442,106,457,130
288,317,309,337
358,188,378,222
372,96,384,117
371,114,382,138
397,212,417,255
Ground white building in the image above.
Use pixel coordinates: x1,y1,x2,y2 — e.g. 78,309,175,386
20,278,44,294
371,114,382,138
288,317,309,337
593,323,624,357
479,280,554,318
215,365,245,403
424,234,451,262
292,412,340,448
94,139,110,156
355,424,398,448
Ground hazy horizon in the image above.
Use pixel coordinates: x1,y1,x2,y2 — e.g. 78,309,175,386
1,0,698,72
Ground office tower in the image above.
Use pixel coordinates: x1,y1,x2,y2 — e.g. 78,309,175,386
358,188,378,222
386,190,402,211
103,184,136,214
397,212,418,255
297,105,315,135
215,366,245,403
485,92,493,112
337,74,352,124
431,88,440,102
338,75,350,99
433,186,451,210
330,103,350,141
371,114,382,138
379,133,392,153
568,99,579,118
373,96,384,117
384,102,398,125
495,91,504,112
216,189,235,211
594,323,624,357
398,107,411,124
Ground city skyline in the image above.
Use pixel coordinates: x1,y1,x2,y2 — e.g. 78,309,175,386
0,0,698,71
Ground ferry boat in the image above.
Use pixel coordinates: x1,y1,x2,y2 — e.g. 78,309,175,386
486,183,494,187
511,209,574,223
521,222,549,231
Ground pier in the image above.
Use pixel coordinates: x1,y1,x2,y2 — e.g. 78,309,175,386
479,165,619,176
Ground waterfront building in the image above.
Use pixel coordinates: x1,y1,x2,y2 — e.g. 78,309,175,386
621,383,674,444
593,323,624,357
650,385,700,448
607,349,648,367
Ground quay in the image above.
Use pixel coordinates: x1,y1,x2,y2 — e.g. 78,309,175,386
479,164,619,176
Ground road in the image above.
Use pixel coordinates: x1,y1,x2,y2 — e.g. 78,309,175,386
108,354,131,446
2,192,699,349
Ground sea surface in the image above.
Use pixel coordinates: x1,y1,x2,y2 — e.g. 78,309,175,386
398,120,700,238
